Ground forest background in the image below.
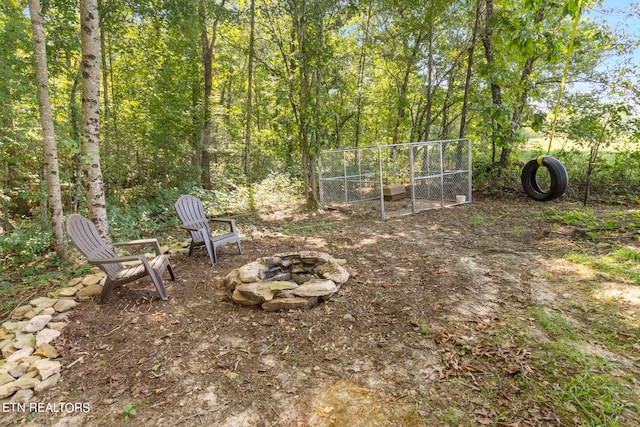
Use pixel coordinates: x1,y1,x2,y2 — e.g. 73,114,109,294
1,0,639,289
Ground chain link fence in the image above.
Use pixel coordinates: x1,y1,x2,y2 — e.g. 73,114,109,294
319,139,472,219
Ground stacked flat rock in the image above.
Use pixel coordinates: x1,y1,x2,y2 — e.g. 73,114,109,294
0,296,73,402
224,251,349,311
0,253,168,404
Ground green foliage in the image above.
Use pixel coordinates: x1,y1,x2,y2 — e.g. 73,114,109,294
192,172,305,216
528,317,633,426
2,0,638,226
0,239,84,317
532,308,579,341
281,220,334,236
544,206,640,235
564,247,640,285
107,188,182,241
0,226,53,261
471,162,523,198
122,403,137,420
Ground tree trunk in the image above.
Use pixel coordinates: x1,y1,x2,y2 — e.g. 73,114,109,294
422,0,437,142
199,0,226,190
190,81,203,175
69,65,82,213
292,0,315,207
201,3,213,189
584,115,610,206
244,0,256,179
100,27,112,197
80,0,110,241
480,0,503,165
583,146,597,206
499,4,546,168
1,160,13,234
354,3,372,148
392,31,425,146
459,0,481,140
1,96,15,234
28,0,70,261
100,30,110,145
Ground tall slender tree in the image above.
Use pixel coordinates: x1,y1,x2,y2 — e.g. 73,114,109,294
353,1,372,149
27,0,70,261
459,0,481,139
199,0,227,190
80,0,109,240
244,0,256,178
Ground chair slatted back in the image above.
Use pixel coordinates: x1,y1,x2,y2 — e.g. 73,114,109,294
66,214,122,278
174,195,211,244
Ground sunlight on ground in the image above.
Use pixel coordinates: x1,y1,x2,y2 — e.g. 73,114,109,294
304,381,421,427
542,258,596,282
304,237,328,248
593,282,640,306
351,237,378,248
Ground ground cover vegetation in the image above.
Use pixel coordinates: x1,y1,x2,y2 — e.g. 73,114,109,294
0,0,639,425
2,194,639,426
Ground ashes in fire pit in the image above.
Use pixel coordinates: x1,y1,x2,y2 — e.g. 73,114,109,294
223,251,349,312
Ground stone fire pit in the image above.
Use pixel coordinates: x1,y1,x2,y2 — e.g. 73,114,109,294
223,251,349,312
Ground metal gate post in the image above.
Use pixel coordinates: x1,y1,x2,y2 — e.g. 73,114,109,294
318,155,324,205
467,139,473,202
439,141,445,207
358,148,364,202
342,150,348,206
409,143,416,214
378,146,385,219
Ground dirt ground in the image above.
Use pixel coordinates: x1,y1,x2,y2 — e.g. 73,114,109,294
7,197,640,426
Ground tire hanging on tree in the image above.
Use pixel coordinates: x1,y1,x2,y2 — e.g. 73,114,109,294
522,0,582,202
521,156,568,202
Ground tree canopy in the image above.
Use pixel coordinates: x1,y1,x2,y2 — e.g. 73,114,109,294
1,0,638,231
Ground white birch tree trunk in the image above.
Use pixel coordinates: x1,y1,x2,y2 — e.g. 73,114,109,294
27,0,69,261
80,0,110,241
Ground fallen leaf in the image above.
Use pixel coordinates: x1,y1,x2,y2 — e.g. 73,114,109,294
315,406,334,417
436,268,447,274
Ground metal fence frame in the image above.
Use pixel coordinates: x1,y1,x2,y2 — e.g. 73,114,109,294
318,139,472,219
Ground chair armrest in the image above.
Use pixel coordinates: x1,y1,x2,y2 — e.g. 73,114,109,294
113,239,163,255
208,218,238,233
87,254,146,264
207,217,235,224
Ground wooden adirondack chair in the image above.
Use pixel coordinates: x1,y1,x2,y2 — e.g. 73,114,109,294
174,195,242,265
66,214,176,303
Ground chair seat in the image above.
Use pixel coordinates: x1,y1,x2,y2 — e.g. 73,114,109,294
114,255,170,282
193,231,237,245
66,214,176,303
175,195,243,265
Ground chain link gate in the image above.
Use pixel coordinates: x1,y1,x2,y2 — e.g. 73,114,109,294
319,139,472,219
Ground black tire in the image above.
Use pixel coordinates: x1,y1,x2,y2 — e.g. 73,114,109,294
521,156,568,202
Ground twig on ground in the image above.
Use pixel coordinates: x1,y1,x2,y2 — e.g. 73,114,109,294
103,318,130,337
0,290,38,324
171,401,230,426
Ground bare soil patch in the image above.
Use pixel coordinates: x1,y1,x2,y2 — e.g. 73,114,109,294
5,197,639,426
